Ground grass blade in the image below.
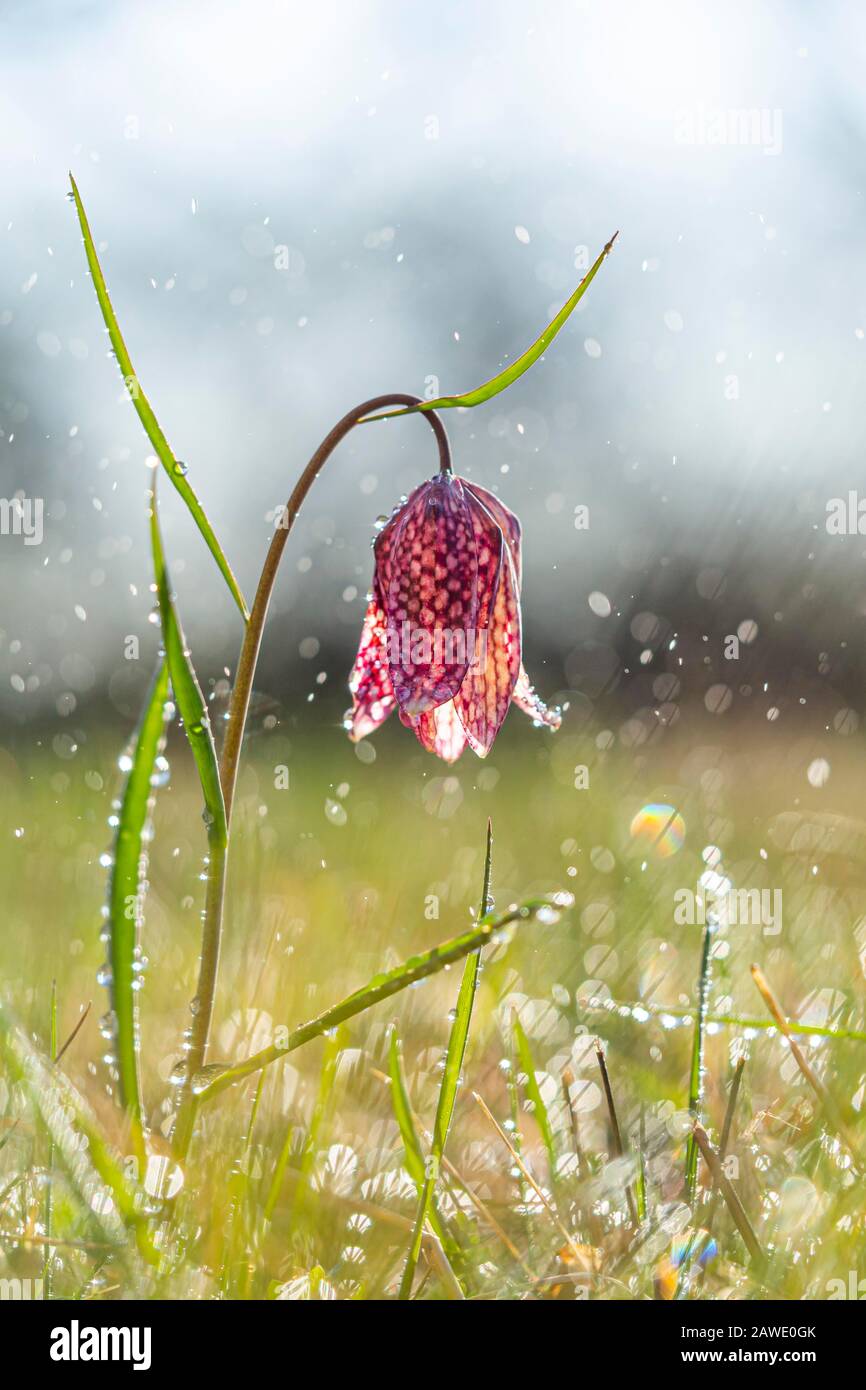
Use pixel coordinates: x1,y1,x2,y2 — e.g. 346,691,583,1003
702,1056,746,1246
150,491,227,850
595,1040,638,1226
68,173,249,621
692,1123,764,1270
387,1028,468,1280
635,1103,648,1225
150,487,228,1155
361,234,618,422
194,893,572,1105
398,821,493,1299
512,1011,557,1180
388,1028,426,1189
750,963,862,1165
684,924,713,1203
54,1003,92,1067
106,658,170,1165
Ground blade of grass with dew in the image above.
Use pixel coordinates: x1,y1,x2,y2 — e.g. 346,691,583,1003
398,821,493,1299
150,491,227,853
0,999,158,1274
512,1011,557,1181
150,488,228,1154
360,235,618,422
387,1028,463,1268
684,923,713,1204
194,894,571,1105
68,173,249,621
578,994,866,1043
106,658,170,1167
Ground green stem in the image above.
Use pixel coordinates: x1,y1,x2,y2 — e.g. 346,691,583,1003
172,828,227,1157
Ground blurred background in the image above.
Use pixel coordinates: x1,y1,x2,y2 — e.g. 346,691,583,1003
3,0,866,734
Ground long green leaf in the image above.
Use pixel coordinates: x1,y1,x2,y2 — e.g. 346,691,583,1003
106,658,170,1164
195,892,571,1105
399,821,492,1299
361,235,617,422
69,173,249,621
150,485,228,1161
512,1011,557,1178
150,490,227,850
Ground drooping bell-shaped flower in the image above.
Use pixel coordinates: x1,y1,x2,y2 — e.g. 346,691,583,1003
346,473,561,762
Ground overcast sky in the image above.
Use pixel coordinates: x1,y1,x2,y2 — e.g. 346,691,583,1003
3,0,866,722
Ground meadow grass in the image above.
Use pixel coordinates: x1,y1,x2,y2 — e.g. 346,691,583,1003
2,712,865,1298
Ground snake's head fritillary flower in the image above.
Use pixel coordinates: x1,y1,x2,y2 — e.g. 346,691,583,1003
345,474,561,762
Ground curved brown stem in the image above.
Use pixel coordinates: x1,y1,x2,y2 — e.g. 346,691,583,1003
173,394,450,1156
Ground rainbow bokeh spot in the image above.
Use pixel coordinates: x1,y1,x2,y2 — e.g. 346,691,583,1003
629,803,686,858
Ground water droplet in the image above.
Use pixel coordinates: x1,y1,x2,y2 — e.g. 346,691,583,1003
98,1009,118,1039
150,755,170,788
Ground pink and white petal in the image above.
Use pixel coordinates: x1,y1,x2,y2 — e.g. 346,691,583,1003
464,487,503,632
454,549,521,757
346,592,396,740
386,475,480,716
512,664,562,731
372,479,430,590
401,700,467,763
463,480,522,587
